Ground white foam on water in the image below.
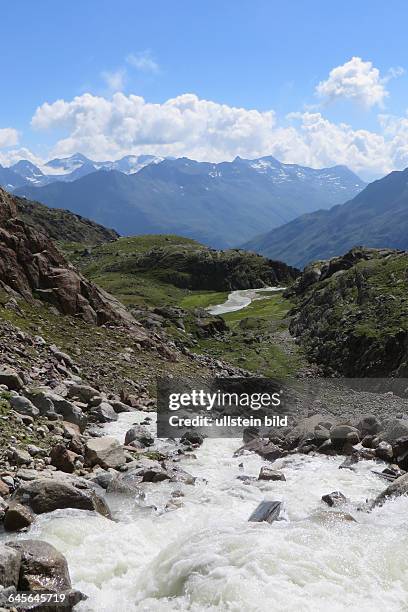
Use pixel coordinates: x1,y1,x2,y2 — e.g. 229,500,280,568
15,426,408,612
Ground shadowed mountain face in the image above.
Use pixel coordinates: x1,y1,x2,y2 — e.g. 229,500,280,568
243,167,408,268
14,156,365,248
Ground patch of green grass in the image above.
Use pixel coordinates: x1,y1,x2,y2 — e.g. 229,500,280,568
223,292,289,323
190,293,305,379
180,291,229,310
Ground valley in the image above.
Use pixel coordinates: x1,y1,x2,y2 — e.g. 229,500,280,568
1,186,408,612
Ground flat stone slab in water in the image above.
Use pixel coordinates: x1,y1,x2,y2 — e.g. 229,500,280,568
248,500,282,523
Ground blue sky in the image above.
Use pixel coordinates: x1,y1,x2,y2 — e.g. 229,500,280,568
1,0,408,179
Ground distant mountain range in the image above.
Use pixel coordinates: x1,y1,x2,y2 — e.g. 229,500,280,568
10,154,365,248
0,153,163,190
243,167,408,267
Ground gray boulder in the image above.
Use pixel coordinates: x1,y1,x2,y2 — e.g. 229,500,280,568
330,424,360,448
85,437,126,469
0,543,21,587
4,502,35,531
12,478,111,518
10,395,39,417
234,438,286,461
0,367,23,391
356,414,382,437
90,402,118,423
321,491,347,507
66,382,100,403
110,400,132,414
372,472,408,507
248,500,283,523
125,425,154,447
285,414,333,448
45,393,87,431
375,441,393,461
26,388,57,417
379,418,408,445
258,467,286,481
12,448,32,466
6,540,85,608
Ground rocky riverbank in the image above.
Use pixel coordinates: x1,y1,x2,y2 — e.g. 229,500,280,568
2,360,408,610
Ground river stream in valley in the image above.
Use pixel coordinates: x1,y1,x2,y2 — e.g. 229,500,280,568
206,287,285,316
6,291,408,611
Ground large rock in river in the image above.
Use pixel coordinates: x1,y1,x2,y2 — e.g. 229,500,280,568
85,436,126,469
12,478,111,518
5,540,85,610
372,472,408,507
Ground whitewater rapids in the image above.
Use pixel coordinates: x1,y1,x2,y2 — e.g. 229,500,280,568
12,411,408,612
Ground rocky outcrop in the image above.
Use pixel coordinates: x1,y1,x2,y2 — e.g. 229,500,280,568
0,187,136,327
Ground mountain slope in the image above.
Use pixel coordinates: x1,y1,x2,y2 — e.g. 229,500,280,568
286,247,408,376
15,156,365,248
0,165,27,191
15,195,119,244
243,168,408,268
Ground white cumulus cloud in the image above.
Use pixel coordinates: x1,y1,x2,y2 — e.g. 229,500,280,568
316,57,390,108
30,91,404,179
0,128,19,148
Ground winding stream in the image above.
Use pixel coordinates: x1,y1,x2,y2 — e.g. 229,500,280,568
206,287,285,316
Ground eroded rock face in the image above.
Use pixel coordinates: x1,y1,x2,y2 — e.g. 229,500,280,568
0,187,137,327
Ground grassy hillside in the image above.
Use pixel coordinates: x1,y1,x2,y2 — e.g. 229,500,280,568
193,291,305,378
64,234,298,309
288,247,408,376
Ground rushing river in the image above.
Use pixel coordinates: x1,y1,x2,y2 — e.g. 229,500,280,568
5,288,408,610
15,410,408,611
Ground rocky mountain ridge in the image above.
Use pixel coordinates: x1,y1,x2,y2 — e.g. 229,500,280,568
13,155,365,248
0,188,132,327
